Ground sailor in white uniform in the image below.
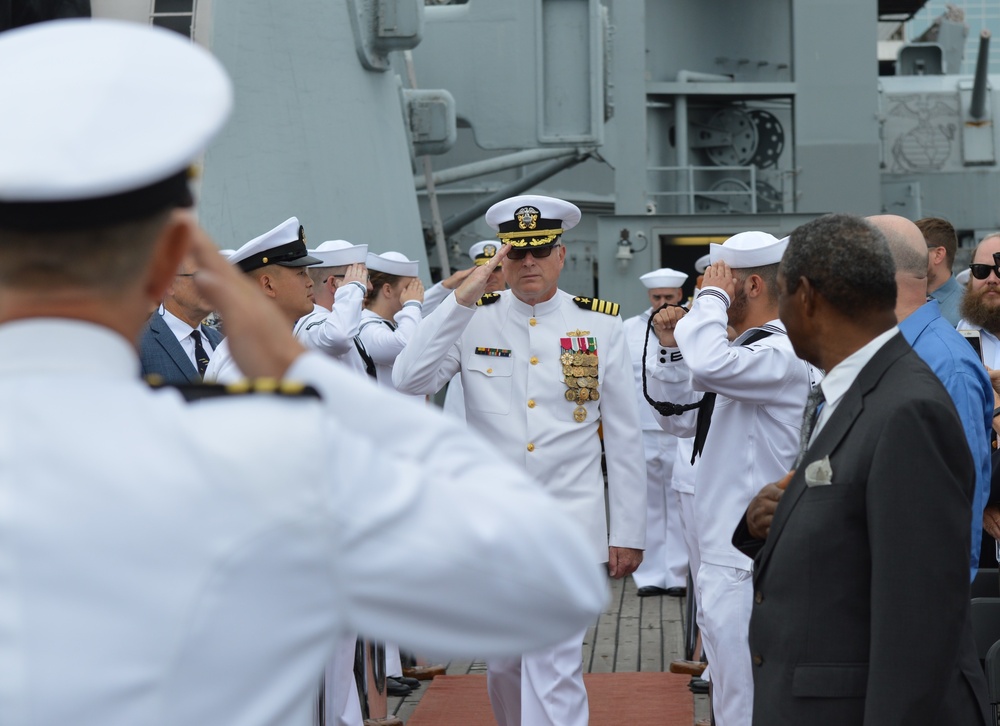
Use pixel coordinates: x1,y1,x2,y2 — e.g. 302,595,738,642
295,239,371,377
204,217,320,383
394,195,646,726
357,251,424,390
644,232,817,726
0,20,608,726
625,267,690,597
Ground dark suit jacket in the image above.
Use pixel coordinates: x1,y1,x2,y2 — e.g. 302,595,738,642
733,334,988,726
138,312,223,384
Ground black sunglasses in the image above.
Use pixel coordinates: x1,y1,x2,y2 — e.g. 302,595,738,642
970,252,1000,280
507,244,560,261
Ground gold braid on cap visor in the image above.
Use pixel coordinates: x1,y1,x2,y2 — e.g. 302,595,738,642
496,229,564,247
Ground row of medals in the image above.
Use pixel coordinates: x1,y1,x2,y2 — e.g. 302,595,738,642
561,350,599,422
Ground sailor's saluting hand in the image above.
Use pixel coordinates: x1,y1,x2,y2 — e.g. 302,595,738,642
455,243,510,307
702,260,738,299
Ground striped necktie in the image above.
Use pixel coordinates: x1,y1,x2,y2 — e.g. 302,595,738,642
794,386,825,469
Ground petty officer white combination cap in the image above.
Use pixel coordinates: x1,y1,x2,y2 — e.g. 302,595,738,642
367,251,419,277
469,240,503,266
230,217,321,273
309,240,369,267
640,268,688,289
0,19,232,231
486,195,581,249
709,231,787,269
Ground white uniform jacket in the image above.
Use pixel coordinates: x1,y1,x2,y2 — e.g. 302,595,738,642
0,319,607,726
293,281,366,356
646,286,817,569
358,303,422,390
393,290,646,562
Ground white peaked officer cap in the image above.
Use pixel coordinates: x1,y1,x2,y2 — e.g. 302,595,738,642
309,240,369,267
0,19,232,231
640,268,688,289
218,249,237,260
485,195,582,249
367,251,419,277
229,217,321,273
469,240,503,266
694,254,711,274
709,231,787,269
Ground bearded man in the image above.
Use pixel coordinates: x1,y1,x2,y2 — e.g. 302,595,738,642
958,233,1000,367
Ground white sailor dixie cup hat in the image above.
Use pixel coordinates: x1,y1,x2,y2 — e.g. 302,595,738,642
0,19,232,232
469,240,503,266
486,195,581,249
366,251,419,277
229,217,321,273
309,240,369,267
709,231,787,269
640,268,688,289
694,254,711,274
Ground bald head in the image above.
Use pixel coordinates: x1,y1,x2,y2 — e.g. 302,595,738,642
866,215,927,322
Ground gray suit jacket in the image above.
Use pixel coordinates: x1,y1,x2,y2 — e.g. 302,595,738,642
734,334,988,726
138,312,224,384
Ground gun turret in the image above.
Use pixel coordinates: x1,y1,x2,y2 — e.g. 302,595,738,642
970,30,991,120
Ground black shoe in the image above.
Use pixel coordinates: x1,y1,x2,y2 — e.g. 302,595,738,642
386,677,412,697
664,586,687,598
394,675,421,689
636,586,670,597
689,676,709,694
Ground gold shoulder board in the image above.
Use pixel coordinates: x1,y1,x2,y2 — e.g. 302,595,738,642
477,292,502,306
573,296,620,317
146,377,322,402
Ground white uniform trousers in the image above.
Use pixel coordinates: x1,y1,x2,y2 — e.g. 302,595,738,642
697,563,753,726
486,627,589,726
385,643,403,678
632,430,687,590
677,490,710,682
323,634,363,726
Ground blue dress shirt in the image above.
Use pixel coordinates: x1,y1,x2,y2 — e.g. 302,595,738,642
900,299,993,579
930,275,963,327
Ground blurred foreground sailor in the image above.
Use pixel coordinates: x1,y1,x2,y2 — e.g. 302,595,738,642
0,19,606,726
625,268,689,597
394,194,645,726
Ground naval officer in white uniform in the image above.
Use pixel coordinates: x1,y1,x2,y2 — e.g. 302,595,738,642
204,216,320,383
645,232,817,726
0,20,608,726
394,195,646,726
624,267,690,597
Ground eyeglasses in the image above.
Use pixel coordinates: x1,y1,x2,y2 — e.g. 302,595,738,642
507,245,560,261
970,264,1000,280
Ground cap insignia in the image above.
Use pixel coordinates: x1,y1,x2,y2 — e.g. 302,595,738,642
516,206,540,231
484,244,497,258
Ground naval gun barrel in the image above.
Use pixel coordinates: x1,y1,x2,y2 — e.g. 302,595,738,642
970,30,991,120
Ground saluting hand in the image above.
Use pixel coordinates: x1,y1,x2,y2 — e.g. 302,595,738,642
455,244,510,307
342,263,368,289
187,219,305,379
441,266,476,290
746,470,794,540
702,261,738,300
651,306,687,348
400,278,425,304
